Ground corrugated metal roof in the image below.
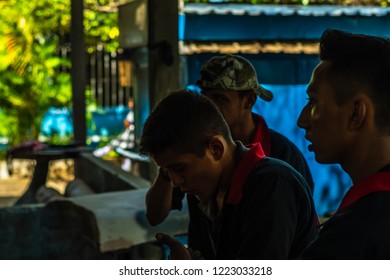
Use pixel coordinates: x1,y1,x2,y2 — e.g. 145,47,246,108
179,41,320,55
183,4,390,17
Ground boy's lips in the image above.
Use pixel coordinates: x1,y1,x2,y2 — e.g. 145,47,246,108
304,134,313,151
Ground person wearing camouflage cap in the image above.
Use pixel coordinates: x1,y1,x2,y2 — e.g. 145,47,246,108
194,54,313,187
145,54,315,259
197,54,273,102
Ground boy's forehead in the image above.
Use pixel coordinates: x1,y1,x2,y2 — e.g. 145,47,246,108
153,148,194,167
307,61,331,90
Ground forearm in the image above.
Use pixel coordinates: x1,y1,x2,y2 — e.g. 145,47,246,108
145,173,174,226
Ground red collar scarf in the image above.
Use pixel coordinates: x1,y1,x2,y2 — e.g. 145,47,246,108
226,142,266,205
251,114,271,156
336,171,390,214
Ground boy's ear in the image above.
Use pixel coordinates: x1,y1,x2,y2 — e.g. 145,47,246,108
244,92,257,109
208,136,225,160
348,97,368,130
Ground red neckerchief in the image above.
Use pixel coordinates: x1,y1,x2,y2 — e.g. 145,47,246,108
226,142,266,205
251,114,271,156
336,171,390,214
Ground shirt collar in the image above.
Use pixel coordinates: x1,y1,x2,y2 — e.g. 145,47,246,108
336,169,390,213
251,113,271,156
226,141,266,205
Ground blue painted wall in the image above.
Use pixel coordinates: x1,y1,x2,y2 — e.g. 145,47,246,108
185,53,319,85
180,5,390,41
40,107,130,140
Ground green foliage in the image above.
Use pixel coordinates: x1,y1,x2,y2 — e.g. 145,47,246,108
0,0,71,145
0,0,119,147
84,0,119,53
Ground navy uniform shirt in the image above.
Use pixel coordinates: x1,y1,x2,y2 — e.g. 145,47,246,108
302,165,390,259
184,113,314,258
187,142,318,259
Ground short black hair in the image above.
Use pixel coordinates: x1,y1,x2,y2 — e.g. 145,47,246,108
319,29,390,132
139,90,233,157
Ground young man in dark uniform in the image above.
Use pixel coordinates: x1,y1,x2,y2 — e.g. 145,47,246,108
140,90,318,259
145,55,315,258
298,29,390,259
197,55,314,191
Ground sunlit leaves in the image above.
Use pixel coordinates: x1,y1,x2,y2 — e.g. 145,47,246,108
0,1,63,143
0,0,120,144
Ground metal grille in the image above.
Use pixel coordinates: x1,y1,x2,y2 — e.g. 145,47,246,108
87,48,132,107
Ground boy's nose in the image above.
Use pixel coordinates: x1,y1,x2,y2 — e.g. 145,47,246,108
297,105,309,129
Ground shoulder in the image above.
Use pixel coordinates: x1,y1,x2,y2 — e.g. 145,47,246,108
239,157,317,235
251,157,305,183
244,157,312,200
303,192,390,259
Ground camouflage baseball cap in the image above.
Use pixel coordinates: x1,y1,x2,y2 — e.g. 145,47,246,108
196,54,273,102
